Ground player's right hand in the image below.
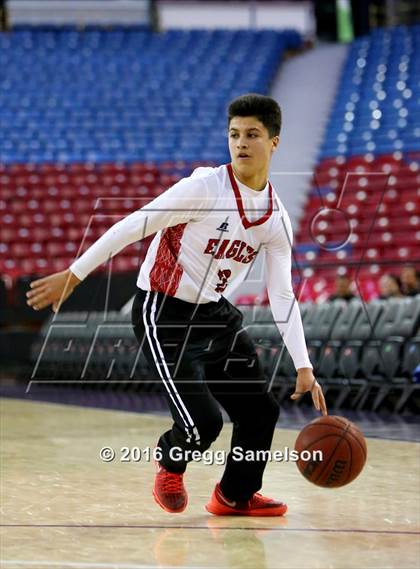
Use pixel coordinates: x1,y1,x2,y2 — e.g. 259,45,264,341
291,368,328,416
26,269,81,313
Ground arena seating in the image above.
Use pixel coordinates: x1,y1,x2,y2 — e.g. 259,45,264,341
293,25,419,300
0,27,300,165
0,162,180,280
320,26,419,159
1,23,417,412
0,26,300,309
1,26,417,302
293,153,419,300
30,295,420,412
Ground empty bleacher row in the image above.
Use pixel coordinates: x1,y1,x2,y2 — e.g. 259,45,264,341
0,27,301,165
1,153,417,300
0,162,187,279
29,296,420,412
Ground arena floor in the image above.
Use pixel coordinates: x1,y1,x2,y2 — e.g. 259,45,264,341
1,398,419,569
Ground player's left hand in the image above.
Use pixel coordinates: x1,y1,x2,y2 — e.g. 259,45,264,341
291,368,328,416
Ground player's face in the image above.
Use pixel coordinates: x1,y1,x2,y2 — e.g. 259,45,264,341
228,116,279,178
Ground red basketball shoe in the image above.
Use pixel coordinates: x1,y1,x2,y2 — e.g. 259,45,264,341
205,483,287,517
153,462,188,513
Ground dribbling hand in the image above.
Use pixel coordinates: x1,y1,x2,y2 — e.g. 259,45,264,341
26,269,81,313
291,368,328,416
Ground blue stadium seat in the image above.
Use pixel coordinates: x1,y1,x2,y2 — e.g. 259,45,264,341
0,27,301,164
319,25,419,161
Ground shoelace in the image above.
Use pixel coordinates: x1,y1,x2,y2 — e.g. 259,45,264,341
161,472,184,494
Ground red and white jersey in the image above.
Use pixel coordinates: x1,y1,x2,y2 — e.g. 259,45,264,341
70,164,313,370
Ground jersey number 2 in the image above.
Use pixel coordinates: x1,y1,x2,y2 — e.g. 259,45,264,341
215,269,232,293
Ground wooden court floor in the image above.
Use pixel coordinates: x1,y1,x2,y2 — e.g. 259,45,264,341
1,398,419,569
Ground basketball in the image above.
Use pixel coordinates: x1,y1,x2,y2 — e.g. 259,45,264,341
294,415,367,488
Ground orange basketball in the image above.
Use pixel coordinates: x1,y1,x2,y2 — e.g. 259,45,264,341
294,415,367,488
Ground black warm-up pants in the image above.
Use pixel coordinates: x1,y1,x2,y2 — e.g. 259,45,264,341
132,288,280,501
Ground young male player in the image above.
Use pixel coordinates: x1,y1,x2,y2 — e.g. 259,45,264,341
27,94,327,516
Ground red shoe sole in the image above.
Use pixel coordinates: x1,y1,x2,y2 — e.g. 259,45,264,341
153,489,188,514
205,502,288,517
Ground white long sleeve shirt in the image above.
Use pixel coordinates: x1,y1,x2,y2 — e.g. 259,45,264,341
70,164,313,370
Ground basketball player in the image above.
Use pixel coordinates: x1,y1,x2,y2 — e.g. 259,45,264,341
27,94,327,516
